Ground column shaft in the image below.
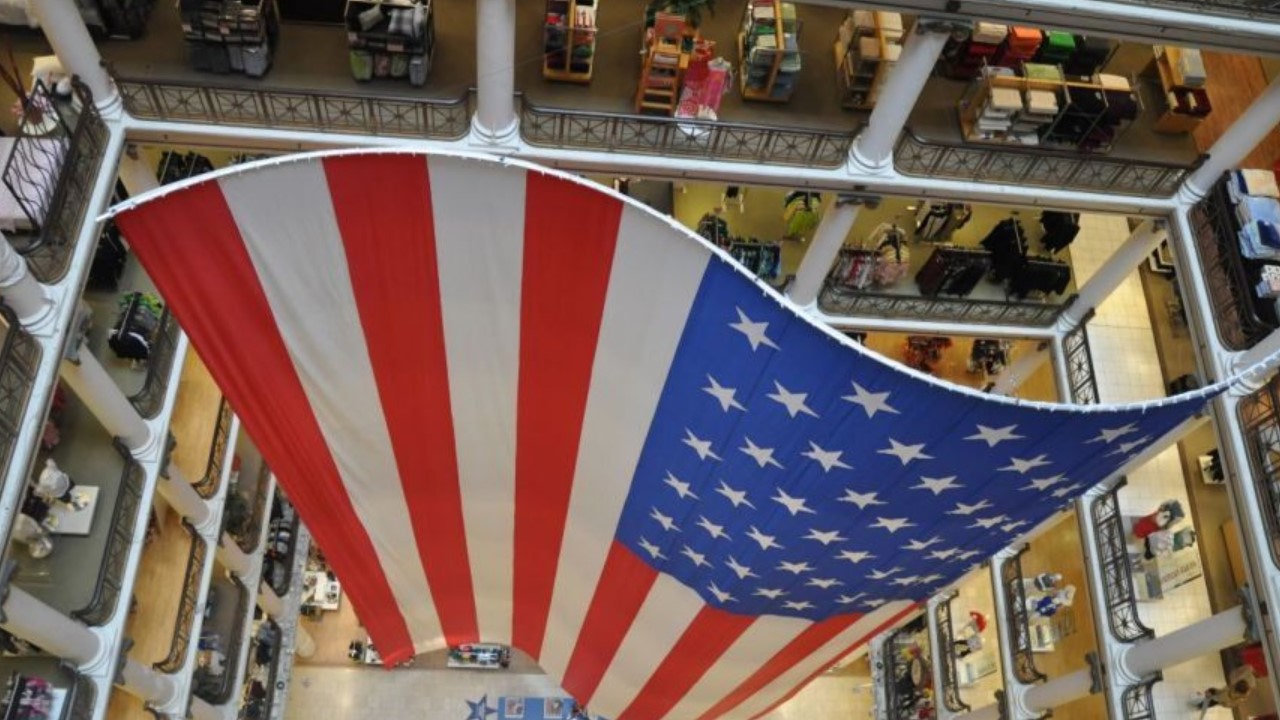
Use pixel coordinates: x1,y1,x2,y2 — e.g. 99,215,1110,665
1024,668,1094,711
0,233,51,329
190,697,230,720
1061,220,1167,327
991,341,1051,396
157,464,211,528
851,25,950,169
787,201,860,307
60,346,152,450
1,586,101,665
1122,607,1247,678
119,658,177,706
26,0,118,112
473,0,518,142
950,703,1000,720
295,624,316,658
1186,76,1280,198
118,150,161,199
258,582,284,618
217,534,252,578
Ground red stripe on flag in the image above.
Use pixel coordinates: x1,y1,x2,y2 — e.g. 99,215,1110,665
745,604,920,720
512,174,623,657
561,541,659,704
114,181,415,663
616,606,756,720
323,154,479,645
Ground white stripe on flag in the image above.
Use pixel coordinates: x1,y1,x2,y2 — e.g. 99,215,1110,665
539,205,712,679
217,162,445,648
589,573,707,717
428,155,527,644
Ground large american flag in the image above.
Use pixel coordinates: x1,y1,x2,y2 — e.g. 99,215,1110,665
113,150,1214,720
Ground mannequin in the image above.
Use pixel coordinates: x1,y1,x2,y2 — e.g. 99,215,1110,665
35,458,84,509
1132,500,1185,540
1027,585,1076,619
13,495,53,558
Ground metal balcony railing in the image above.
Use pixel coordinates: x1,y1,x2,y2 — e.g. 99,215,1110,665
154,523,208,674
70,440,144,626
67,666,95,720
239,461,273,554
196,578,250,706
881,626,907,720
1001,546,1048,685
116,77,470,141
193,398,233,500
1063,318,1100,405
3,81,108,284
266,499,299,597
894,129,1197,198
519,98,858,169
1120,671,1162,720
1238,375,1280,565
934,595,971,713
0,305,40,480
127,308,180,419
1090,479,1155,643
818,282,1072,327
239,619,282,720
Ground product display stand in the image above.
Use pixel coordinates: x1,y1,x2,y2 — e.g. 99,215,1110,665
344,0,434,85
179,0,279,77
543,0,597,83
738,0,800,103
833,10,903,110
1152,45,1211,134
635,13,692,115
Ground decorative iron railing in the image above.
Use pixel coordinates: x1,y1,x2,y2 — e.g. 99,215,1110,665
193,398,233,499
520,98,857,169
819,284,1071,327
894,129,1196,198
0,305,40,480
1090,479,1154,642
1001,547,1047,684
235,461,273,554
934,595,971,713
71,440,144,626
154,523,207,674
1120,672,1162,720
1063,317,1100,405
1188,177,1275,351
240,619,282,720
62,663,95,720
881,626,907,720
1238,375,1280,565
3,81,109,284
116,77,470,141
128,308,180,419
209,579,251,705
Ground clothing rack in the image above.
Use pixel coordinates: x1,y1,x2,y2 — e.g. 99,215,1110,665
915,246,993,297
3,672,53,720
980,218,1029,282
1009,257,1071,299
696,212,732,249
915,201,972,242
1039,210,1079,253
729,241,781,280
969,338,1010,375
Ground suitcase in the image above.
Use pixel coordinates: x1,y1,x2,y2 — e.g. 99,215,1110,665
408,55,427,86
243,43,271,77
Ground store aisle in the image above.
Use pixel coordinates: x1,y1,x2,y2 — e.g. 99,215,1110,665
1071,214,1230,718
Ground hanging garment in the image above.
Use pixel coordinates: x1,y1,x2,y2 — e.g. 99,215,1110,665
1040,211,1080,253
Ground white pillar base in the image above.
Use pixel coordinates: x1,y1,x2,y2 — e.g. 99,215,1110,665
158,464,214,532
190,696,232,720
848,141,895,175
469,115,520,149
217,534,253,578
119,658,178,708
258,582,285,618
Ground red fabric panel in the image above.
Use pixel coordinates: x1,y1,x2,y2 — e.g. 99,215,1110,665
616,607,756,720
323,154,479,645
512,174,623,657
745,605,920,720
561,541,659,704
114,182,415,664
693,613,864,720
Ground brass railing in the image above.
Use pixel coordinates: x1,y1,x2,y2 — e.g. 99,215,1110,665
894,129,1197,198
71,440,144,626
520,98,858,168
1001,546,1047,685
0,304,40,480
154,523,207,673
819,283,1071,327
128,308,180,419
117,77,470,141
1091,479,1155,642
1063,316,1100,405
193,398,233,499
934,595,971,713
1238,375,1280,565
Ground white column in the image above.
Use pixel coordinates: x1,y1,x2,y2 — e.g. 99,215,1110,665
1120,607,1248,678
788,199,861,307
1059,220,1168,328
850,22,952,171
1,585,102,665
118,147,161,199
258,582,284,618
1185,76,1280,199
1023,668,1094,712
950,704,1001,720
157,464,212,529
472,0,518,144
217,534,252,578
26,0,119,114
190,697,232,720
119,658,178,706
991,341,1052,397
0,232,53,332
59,346,152,451
295,624,316,658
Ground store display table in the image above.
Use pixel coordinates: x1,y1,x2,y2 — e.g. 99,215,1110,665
496,696,576,720
447,643,510,670
47,486,99,536
301,570,341,611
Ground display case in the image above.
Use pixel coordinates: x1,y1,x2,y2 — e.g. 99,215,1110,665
179,0,279,76
344,0,434,86
738,0,800,102
543,0,597,83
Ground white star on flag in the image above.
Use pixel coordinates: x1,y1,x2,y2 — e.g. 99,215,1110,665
714,480,755,509
836,549,875,564
740,437,784,469
662,471,698,500
801,442,851,472
871,517,916,533
890,575,921,587
783,600,813,611
649,507,679,532
1000,454,1051,474
836,593,865,605
637,537,665,560
965,424,1025,447
842,382,899,418
767,381,819,419
838,489,884,509
754,587,786,600
1021,474,1066,492
1052,483,1085,498
912,475,961,495
1107,436,1151,457
1002,520,1030,533
702,375,746,412
867,568,900,580
968,515,1008,530
682,428,721,461
928,548,959,560
804,528,847,545
772,488,817,516
947,499,992,515
778,560,813,574
878,439,933,466
806,577,842,589
864,599,888,608
746,526,783,551
696,515,729,540
729,307,780,351
680,545,710,568
902,536,942,551
708,582,736,604
725,556,758,580
1087,423,1138,444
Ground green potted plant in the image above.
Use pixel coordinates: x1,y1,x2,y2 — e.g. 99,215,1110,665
646,0,716,28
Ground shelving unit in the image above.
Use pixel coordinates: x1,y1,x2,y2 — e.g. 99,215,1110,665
635,13,691,115
738,0,801,103
833,10,903,110
179,0,279,76
1152,45,1211,134
543,0,597,83
344,0,434,86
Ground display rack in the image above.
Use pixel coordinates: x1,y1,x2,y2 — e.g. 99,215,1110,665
543,0,597,83
344,0,434,86
834,10,903,110
447,644,511,670
738,0,800,103
179,0,278,76
1151,45,1211,134
635,12,692,115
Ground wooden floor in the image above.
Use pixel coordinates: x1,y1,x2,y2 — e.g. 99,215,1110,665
104,686,149,720
1194,51,1280,169
168,350,224,485
122,512,196,666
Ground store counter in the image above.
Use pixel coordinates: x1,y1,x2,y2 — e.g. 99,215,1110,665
47,486,100,536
